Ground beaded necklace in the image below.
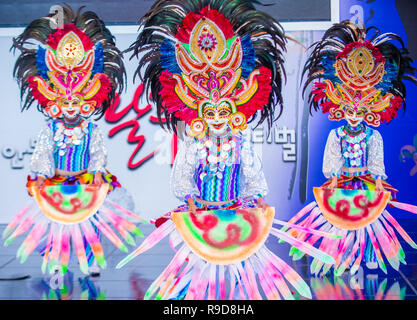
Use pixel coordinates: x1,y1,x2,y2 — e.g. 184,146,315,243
197,133,236,181
343,124,366,142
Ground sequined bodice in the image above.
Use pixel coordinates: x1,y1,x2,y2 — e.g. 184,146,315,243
51,119,94,172
194,134,241,202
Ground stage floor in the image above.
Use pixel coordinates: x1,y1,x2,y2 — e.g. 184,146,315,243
1,221,417,300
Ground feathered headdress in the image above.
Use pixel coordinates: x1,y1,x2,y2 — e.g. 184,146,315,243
128,0,286,137
12,4,126,118
303,20,417,126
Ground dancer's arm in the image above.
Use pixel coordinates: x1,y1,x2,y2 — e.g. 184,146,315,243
171,136,200,212
30,125,55,187
323,129,343,189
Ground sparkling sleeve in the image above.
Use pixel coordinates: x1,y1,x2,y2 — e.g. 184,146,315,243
170,136,200,201
30,125,55,177
238,134,268,199
322,129,344,179
87,125,108,173
368,130,387,180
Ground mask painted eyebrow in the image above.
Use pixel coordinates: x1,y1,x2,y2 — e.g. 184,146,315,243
203,106,215,111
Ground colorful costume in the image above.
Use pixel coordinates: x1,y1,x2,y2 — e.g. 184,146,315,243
284,21,417,276
4,6,143,275
117,0,337,300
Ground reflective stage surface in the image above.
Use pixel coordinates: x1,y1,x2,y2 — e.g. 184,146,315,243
1,221,417,300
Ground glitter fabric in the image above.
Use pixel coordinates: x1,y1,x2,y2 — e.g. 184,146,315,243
30,125,55,177
367,130,386,180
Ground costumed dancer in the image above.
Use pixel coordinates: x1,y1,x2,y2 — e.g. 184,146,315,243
283,21,417,276
4,5,144,276
116,0,338,300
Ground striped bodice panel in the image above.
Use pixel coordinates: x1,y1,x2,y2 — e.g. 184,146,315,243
50,121,94,172
195,163,240,202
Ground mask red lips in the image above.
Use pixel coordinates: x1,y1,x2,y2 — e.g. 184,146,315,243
212,123,225,129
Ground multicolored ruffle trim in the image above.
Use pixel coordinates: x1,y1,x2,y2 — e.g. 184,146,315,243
26,171,121,196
